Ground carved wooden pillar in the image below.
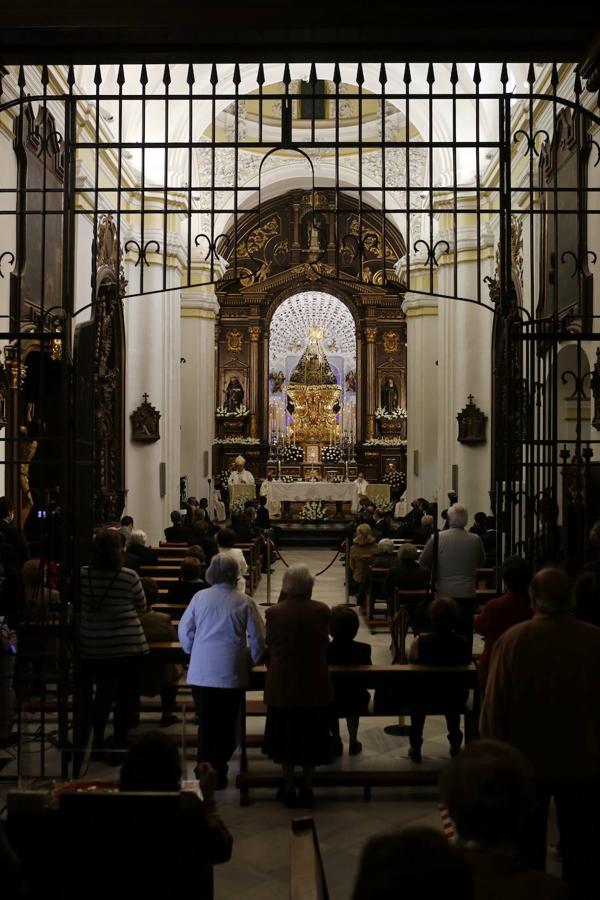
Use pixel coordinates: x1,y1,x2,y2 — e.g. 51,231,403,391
291,202,301,249
248,325,261,439
365,326,377,439
261,330,270,444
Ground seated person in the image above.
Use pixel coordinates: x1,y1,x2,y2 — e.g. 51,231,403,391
216,528,248,593
119,732,233,900
110,527,140,572
164,510,192,544
469,511,488,537
230,510,255,544
353,828,474,900
373,509,393,540
474,555,532,690
139,578,183,727
441,740,569,900
385,543,429,619
369,537,396,570
327,605,371,756
256,495,271,530
349,524,378,604
407,596,471,762
481,516,497,565
189,520,218,564
126,529,159,567
166,556,208,606
413,513,434,545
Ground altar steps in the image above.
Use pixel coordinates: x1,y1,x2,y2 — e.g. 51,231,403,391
274,522,348,548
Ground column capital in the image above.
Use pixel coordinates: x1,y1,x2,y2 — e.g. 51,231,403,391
365,327,377,343
402,294,439,318
248,326,261,341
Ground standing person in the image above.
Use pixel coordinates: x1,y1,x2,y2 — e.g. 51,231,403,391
259,471,281,519
474,556,532,691
80,529,148,762
178,554,265,790
255,495,271,530
0,497,29,568
166,556,207,606
139,577,183,728
480,567,600,898
419,503,485,652
119,515,134,544
228,456,255,487
352,472,369,512
216,528,248,593
327,605,371,757
262,564,332,808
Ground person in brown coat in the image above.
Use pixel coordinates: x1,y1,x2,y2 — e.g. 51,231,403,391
441,739,569,900
262,564,332,809
139,577,183,727
481,567,600,898
349,523,378,604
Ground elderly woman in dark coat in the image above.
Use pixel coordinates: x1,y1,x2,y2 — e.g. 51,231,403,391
262,564,332,808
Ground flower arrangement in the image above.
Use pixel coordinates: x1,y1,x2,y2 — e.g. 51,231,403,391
322,444,342,463
374,406,408,421
327,473,345,483
362,437,408,447
215,404,250,419
215,470,232,489
213,437,260,445
280,474,299,483
229,496,248,516
300,500,327,522
280,444,304,463
382,470,406,487
369,492,395,514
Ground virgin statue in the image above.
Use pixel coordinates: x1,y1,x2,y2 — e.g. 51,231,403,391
224,376,244,412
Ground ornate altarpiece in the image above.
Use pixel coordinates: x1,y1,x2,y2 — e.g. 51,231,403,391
215,190,408,486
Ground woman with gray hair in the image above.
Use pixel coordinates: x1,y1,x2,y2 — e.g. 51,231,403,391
262,564,333,807
178,552,265,789
126,529,158,567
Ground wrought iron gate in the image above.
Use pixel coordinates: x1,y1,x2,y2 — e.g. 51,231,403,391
0,61,599,774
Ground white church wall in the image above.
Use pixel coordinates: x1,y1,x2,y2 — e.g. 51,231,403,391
123,257,181,545
403,294,439,506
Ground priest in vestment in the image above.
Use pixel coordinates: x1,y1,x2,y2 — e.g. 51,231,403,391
352,472,369,511
259,471,281,518
228,455,255,486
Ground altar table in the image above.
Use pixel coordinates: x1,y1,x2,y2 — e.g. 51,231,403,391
270,481,355,503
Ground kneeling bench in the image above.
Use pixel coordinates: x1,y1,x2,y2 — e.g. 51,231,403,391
238,663,479,805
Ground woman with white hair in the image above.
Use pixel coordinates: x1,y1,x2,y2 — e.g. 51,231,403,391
126,529,158,567
262,564,333,808
178,552,265,789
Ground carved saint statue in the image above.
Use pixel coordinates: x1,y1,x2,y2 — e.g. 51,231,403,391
381,377,399,414
270,371,285,394
345,370,357,393
224,376,245,412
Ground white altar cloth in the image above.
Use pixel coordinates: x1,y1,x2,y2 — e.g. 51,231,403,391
270,482,355,503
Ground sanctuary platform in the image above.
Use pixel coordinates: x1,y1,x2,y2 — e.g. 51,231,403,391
274,522,348,548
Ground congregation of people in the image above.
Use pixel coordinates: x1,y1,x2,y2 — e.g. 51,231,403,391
3,466,600,900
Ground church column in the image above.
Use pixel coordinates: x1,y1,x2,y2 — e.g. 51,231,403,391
180,269,220,504
123,205,183,545
403,294,439,504
248,325,261,439
365,327,377,439
435,205,495,519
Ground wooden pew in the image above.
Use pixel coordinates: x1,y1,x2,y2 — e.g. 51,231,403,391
237,663,479,805
146,648,480,805
290,817,330,900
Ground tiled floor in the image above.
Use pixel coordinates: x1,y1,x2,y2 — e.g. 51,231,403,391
0,547,558,899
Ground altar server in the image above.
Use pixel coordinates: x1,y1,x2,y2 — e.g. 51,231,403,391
259,470,281,518
352,472,369,512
